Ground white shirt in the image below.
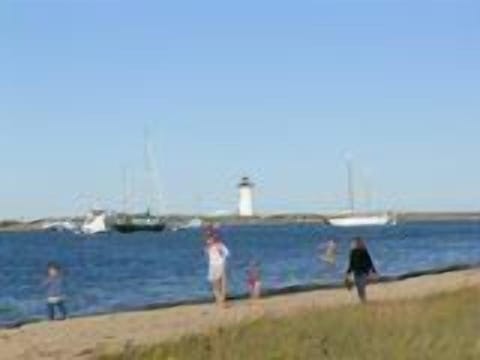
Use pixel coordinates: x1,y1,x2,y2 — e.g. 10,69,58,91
207,243,230,267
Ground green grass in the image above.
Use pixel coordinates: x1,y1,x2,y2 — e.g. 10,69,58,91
99,288,480,360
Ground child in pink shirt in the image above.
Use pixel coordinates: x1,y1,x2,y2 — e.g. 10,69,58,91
247,261,261,300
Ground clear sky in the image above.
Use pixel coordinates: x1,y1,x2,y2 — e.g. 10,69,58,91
1,0,479,219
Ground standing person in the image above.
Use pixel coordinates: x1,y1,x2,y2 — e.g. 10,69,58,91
247,260,262,301
345,237,378,303
43,262,67,321
205,226,230,307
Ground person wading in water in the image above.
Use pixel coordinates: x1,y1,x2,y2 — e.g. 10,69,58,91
320,239,337,265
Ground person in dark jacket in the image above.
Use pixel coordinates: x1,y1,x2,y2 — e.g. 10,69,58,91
346,237,378,303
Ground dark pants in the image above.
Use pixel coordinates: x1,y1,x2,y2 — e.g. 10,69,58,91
354,273,368,303
47,301,67,320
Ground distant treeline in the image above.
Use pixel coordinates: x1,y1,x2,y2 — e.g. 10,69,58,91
0,220,22,228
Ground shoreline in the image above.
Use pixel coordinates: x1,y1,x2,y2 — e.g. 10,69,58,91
2,213,480,232
0,267,478,360
2,262,479,330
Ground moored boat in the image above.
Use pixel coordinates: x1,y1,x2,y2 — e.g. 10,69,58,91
328,156,396,227
113,129,167,234
327,213,395,227
42,220,79,233
112,212,166,233
81,211,108,235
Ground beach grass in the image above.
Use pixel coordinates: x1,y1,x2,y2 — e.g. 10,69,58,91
99,287,480,360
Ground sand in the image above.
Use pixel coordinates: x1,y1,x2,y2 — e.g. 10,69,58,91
0,269,478,360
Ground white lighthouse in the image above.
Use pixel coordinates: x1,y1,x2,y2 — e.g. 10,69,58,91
238,177,254,217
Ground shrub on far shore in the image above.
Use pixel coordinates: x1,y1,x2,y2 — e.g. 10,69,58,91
0,220,21,228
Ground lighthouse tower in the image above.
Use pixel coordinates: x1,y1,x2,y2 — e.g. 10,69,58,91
238,177,254,217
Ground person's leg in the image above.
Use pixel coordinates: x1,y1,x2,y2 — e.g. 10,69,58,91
212,280,222,305
355,274,368,303
57,301,67,320
248,283,255,300
253,281,261,299
47,302,55,320
220,271,228,304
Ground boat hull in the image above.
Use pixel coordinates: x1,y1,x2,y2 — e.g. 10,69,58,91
328,214,394,227
112,223,166,233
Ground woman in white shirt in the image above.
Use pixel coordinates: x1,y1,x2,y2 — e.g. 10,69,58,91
205,228,230,307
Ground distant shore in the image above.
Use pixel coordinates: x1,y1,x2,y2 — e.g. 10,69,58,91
1,212,480,232
0,267,478,360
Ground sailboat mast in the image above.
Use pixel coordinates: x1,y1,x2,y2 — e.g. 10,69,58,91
144,128,153,215
122,166,128,215
143,126,166,216
347,157,355,213
122,166,133,216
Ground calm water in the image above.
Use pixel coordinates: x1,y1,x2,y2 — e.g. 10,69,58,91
0,222,479,326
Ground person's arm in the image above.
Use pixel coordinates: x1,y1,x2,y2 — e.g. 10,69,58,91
346,250,353,274
41,278,50,288
222,244,230,259
366,251,377,274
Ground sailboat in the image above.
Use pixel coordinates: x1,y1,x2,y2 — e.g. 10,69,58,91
327,157,395,227
112,130,167,233
112,210,166,233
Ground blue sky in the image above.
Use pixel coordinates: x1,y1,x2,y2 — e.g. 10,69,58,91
1,1,479,218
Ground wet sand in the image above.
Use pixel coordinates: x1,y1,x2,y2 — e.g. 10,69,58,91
0,269,478,360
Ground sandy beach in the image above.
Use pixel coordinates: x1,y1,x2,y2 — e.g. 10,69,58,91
0,269,478,360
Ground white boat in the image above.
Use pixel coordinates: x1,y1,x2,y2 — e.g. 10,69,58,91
184,218,203,228
42,220,79,232
328,156,395,227
171,218,203,231
81,211,108,235
328,213,393,227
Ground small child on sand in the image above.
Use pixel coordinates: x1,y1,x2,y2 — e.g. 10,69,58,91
247,261,262,301
43,262,67,321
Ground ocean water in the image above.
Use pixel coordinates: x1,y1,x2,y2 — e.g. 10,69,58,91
0,221,479,326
